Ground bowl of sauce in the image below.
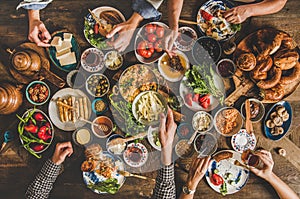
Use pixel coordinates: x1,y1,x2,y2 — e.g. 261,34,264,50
216,59,236,78
72,128,92,146
91,116,113,138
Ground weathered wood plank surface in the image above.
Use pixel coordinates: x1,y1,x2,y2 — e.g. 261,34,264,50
0,0,299,198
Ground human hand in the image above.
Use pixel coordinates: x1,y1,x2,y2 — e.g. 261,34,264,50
51,142,73,165
28,19,51,47
186,157,210,190
249,150,274,181
224,5,250,24
162,28,178,57
159,107,177,165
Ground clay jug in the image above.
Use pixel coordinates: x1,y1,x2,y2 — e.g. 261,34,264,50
0,82,23,115
11,50,41,77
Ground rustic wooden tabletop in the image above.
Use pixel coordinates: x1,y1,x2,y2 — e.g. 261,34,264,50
0,0,299,199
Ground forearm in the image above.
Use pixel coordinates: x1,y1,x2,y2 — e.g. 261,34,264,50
28,9,40,23
128,12,144,28
161,146,173,166
245,0,287,18
266,172,299,199
167,0,183,30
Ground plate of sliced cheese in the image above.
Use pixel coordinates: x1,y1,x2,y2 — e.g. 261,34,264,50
48,31,80,72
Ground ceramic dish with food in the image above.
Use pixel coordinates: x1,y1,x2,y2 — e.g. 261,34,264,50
134,22,169,64
147,126,161,151
123,143,148,168
158,50,190,82
179,65,225,112
264,101,292,140
82,152,125,194
104,50,123,70
84,6,125,50
18,109,54,156
240,98,265,123
48,88,92,131
66,70,86,89
231,129,256,153
47,31,80,72
194,133,217,157
192,36,222,65
216,59,237,78
81,48,105,72
92,116,113,138
118,64,157,102
197,0,241,41
86,73,110,97
106,134,127,155
176,123,193,139
175,26,198,52
175,139,194,158
132,91,168,126
92,98,108,115
72,127,92,146
26,80,50,105
206,150,250,195
192,111,213,132
214,107,243,137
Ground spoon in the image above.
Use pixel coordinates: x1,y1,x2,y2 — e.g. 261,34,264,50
0,131,14,152
245,99,254,134
78,117,104,129
117,170,155,182
228,70,245,83
108,132,147,147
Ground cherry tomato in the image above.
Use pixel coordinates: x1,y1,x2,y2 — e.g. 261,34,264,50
94,23,99,34
147,42,155,54
147,33,157,43
145,24,156,33
200,10,213,21
154,40,163,52
156,26,165,38
211,174,224,186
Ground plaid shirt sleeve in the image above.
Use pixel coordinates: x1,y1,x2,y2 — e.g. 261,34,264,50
153,164,176,199
25,159,62,199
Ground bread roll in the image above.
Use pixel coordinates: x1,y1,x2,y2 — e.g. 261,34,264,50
280,62,300,85
257,66,282,89
274,49,299,70
251,56,273,80
213,151,233,162
263,84,284,101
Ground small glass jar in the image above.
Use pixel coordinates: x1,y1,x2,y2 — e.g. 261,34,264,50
242,150,264,169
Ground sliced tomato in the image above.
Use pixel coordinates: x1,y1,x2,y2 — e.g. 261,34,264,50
211,174,224,186
185,93,193,106
201,101,209,109
200,10,213,21
192,93,200,102
199,94,210,103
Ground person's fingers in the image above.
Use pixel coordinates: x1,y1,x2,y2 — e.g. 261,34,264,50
166,107,174,127
39,24,51,41
202,156,211,170
56,141,72,151
249,166,260,175
106,25,123,38
60,148,73,159
225,15,237,23
257,153,272,167
159,113,167,134
223,10,234,18
37,42,51,47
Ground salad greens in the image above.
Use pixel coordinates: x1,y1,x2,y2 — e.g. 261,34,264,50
231,23,242,32
84,19,108,49
88,178,120,194
184,65,224,104
220,182,227,196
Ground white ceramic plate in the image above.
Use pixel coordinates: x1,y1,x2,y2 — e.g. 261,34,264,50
205,150,250,195
48,88,91,131
231,129,256,153
147,126,161,151
158,50,190,82
82,152,125,194
179,73,224,112
81,48,105,72
123,143,148,168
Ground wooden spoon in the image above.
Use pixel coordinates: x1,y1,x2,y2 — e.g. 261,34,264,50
179,19,199,25
245,99,254,134
118,170,155,182
234,160,249,170
108,132,148,146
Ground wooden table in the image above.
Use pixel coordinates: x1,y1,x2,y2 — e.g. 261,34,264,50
0,0,299,198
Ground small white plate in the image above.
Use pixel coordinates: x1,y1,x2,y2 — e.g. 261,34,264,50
123,143,148,168
81,48,105,72
147,126,161,151
231,129,256,153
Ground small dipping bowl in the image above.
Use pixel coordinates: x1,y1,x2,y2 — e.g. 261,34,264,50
91,98,108,115
175,139,194,158
194,133,217,157
66,70,86,89
216,59,237,79
106,134,127,155
72,127,92,146
176,123,193,139
192,111,213,133
240,98,265,123
91,116,113,138
104,50,123,70
26,80,50,106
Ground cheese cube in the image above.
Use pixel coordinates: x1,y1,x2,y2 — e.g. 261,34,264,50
50,36,62,47
59,52,77,66
55,40,72,54
56,48,71,60
63,33,73,41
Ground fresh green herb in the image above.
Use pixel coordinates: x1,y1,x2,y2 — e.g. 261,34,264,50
220,182,227,196
88,178,120,194
231,23,242,32
184,65,224,104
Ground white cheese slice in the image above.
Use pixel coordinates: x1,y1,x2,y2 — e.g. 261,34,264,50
63,33,73,41
55,40,72,54
59,52,76,66
56,48,71,60
50,36,62,47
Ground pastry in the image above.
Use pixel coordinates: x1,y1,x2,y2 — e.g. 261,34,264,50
280,62,300,85
251,56,273,80
236,52,256,71
274,49,299,70
256,66,282,89
262,84,284,101
213,151,233,162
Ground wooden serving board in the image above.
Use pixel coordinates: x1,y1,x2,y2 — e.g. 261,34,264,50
226,28,300,105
